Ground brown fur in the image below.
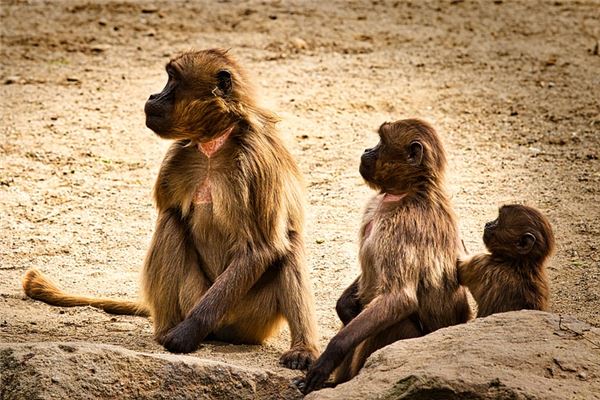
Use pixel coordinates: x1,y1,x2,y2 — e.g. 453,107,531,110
22,49,318,369
299,119,472,394
458,204,554,317
22,269,148,316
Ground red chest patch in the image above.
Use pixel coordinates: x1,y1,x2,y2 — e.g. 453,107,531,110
192,126,233,205
193,177,213,204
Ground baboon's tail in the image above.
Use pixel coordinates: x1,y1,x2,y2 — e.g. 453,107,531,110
22,268,150,317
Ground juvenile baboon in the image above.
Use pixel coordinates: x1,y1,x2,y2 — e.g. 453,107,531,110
22,49,319,369
458,204,554,317
298,119,472,394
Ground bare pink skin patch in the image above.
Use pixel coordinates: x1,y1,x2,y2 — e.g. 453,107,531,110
363,192,407,239
193,126,234,205
381,193,406,203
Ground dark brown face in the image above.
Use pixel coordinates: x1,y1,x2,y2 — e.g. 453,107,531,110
144,50,237,141
483,204,555,262
144,64,178,135
359,120,443,194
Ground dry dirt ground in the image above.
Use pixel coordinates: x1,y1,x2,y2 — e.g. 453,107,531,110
1,0,599,380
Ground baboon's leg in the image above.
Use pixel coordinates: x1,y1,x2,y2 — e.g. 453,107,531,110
336,277,362,325
276,232,319,370
349,317,422,378
141,209,207,344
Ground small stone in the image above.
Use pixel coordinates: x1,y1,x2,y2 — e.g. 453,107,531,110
577,371,587,380
98,19,107,26
316,239,324,244
90,44,111,53
66,76,80,83
141,5,159,13
290,37,308,50
0,178,13,187
51,376,60,384
4,76,20,84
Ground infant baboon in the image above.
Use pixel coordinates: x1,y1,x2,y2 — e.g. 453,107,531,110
458,204,554,317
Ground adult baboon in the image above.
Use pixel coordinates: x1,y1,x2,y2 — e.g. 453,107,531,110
23,49,319,369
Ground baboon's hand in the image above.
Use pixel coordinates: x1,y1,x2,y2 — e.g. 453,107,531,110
292,376,307,392
162,318,208,354
299,356,335,394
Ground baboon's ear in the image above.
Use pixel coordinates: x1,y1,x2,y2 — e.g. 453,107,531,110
407,141,423,166
516,232,536,254
216,70,233,96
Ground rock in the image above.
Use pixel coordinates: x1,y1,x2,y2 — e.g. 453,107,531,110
141,5,159,14
308,311,599,400
290,37,308,50
0,342,302,400
4,76,20,84
90,44,111,53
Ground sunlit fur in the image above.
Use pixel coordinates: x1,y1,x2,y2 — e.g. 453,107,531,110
301,119,472,393
22,49,318,369
164,49,275,142
458,204,554,317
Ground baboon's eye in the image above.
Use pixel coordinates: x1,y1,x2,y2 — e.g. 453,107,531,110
485,219,498,230
165,65,177,80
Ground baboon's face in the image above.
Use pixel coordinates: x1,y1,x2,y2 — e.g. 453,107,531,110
144,50,237,141
484,205,554,261
359,121,425,193
144,64,178,136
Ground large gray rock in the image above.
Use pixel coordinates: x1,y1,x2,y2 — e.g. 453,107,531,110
0,342,302,400
309,311,599,400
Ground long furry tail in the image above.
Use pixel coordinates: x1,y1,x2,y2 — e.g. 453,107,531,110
22,268,149,317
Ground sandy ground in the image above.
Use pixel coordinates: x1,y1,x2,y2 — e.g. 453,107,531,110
1,0,599,378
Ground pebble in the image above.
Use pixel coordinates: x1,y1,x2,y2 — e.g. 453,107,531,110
4,76,20,84
91,44,111,53
290,37,308,50
141,6,159,14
